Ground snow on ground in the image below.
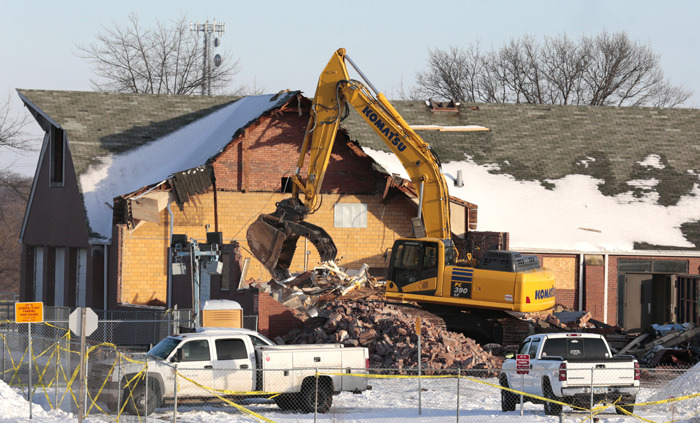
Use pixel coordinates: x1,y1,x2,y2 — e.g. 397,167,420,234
3,376,698,423
0,379,75,422
363,148,700,252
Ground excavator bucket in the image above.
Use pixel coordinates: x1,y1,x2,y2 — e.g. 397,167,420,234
246,199,337,280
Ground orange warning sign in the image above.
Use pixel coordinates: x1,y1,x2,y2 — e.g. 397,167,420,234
15,302,44,323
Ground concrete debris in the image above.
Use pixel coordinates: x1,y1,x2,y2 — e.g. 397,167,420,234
282,299,503,371
253,261,381,318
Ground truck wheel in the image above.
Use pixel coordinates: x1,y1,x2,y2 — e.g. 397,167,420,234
274,393,299,411
299,379,333,413
124,384,160,416
542,380,562,416
615,396,635,415
500,375,516,412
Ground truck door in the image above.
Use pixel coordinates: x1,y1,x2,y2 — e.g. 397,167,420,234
526,337,542,394
175,339,215,396
212,337,255,393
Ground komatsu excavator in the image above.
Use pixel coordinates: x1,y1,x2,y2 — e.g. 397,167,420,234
247,49,556,343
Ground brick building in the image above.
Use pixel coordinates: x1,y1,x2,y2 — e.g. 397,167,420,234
16,90,474,338
17,89,700,336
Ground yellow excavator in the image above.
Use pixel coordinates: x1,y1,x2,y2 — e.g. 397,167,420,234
247,48,556,343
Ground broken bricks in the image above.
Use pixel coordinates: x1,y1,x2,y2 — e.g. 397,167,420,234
282,299,503,370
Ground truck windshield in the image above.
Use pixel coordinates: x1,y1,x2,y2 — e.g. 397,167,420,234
148,337,180,360
541,337,608,359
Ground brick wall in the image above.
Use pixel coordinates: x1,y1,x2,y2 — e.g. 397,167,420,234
584,264,605,321
119,191,415,305
214,109,378,194
257,291,304,339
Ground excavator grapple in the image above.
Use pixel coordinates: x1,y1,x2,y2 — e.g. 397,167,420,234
246,198,336,280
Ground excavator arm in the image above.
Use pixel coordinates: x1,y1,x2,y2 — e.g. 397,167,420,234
247,48,452,280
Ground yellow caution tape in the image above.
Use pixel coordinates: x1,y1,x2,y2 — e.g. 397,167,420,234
175,371,278,423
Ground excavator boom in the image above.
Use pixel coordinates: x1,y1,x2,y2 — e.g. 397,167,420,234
247,48,451,279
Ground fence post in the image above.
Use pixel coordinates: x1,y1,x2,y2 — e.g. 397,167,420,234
417,320,422,416
55,341,59,409
28,322,33,419
173,365,178,423
314,367,319,423
117,355,123,415
1,334,5,383
145,355,149,422
456,368,460,423
520,371,525,416
589,367,594,420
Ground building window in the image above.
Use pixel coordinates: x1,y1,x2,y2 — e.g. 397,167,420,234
616,258,688,326
76,248,87,307
50,126,65,186
54,247,66,307
334,203,367,228
34,247,44,301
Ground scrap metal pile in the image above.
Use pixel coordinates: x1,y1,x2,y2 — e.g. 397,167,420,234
520,309,700,367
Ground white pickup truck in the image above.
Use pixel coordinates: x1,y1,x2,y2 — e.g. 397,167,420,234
90,328,370,415
500,333,640,415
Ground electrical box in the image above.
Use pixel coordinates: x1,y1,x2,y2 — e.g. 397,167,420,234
201,299,243,328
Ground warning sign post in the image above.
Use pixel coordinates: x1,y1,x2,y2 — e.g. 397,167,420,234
15,302,43,419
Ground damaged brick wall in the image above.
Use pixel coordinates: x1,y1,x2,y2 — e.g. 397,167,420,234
214,107,379,194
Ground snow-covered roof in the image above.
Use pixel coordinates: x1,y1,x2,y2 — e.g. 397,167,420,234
342,101,700,253
19,90,298,241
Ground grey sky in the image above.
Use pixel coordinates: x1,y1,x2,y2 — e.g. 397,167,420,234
2,0,699,174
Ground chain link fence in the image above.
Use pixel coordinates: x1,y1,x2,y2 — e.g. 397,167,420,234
2,321,700,423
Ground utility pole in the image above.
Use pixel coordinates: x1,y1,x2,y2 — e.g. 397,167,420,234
190,20,226,95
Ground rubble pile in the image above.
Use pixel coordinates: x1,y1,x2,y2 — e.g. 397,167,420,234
280,300,503,370
258,261,381,318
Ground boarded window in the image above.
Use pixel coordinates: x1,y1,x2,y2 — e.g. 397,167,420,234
50,127,64,185
334,203,367,228
34,247,44,301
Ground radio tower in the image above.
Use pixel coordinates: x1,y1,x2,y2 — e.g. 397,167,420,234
190,20,226,95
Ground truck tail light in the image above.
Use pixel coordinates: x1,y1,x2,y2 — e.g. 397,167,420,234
365,358,370,370
559,363,567,381
634,362,640,380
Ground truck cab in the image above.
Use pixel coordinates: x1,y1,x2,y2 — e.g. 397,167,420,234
500,333,640,415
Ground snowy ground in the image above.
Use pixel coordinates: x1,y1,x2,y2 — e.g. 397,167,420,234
3,374,699,423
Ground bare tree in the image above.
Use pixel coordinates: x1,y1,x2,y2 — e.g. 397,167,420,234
0,94,28,152
415,32,692,107
0,94,32,297
0,171,30,297
76,14,240,95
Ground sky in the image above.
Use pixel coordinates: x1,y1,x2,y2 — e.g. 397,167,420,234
2,0,700,175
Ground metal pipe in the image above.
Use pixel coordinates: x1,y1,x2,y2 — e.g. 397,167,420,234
579,254,584,311
103,245,108,310
417,181,425,218
344,54,380,96
167,205,174,309
603,254,609,324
